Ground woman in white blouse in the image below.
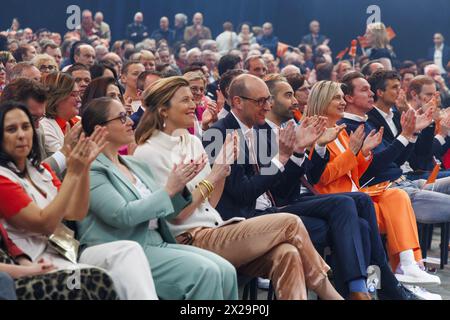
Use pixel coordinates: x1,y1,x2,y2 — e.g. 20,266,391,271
133,76,342,300
40,72,81,157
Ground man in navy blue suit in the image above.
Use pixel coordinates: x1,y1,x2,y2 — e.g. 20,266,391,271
203,73,415,299
340,70,450,240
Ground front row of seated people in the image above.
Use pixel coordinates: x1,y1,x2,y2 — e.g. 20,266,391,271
0,72,443,300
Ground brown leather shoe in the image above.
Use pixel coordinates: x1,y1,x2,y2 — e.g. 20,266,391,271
349,292,372,300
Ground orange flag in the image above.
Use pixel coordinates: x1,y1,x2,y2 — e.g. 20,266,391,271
336,47,349,60
422,163,441,188
386,26,396,41
358,35,369,48
277,42,289,58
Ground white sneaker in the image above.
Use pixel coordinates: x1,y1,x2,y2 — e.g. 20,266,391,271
403,285,442,300
257,277,270,290
395,263,441,285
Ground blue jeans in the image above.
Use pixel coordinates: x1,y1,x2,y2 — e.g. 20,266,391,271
0,272,16,300
394,176,450,223
406,169,450,181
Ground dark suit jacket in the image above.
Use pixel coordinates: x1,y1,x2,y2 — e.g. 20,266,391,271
301,34,327,47
202,113,328,219
130,107,145,130
126,23,149,43
367,107,435,172
339,116,409,186
428,45,450,70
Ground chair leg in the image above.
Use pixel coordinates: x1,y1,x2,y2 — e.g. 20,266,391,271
418,223,429,259
267,281,275,300
242,282,249,300
249,278,258,300
427,225,434,250
440,223,450,269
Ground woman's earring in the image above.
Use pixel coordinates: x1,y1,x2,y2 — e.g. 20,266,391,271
163,121,166,129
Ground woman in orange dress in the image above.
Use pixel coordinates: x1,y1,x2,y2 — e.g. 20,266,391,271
306,80,440,286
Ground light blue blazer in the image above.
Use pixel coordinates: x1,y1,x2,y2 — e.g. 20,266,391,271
77,153,192,250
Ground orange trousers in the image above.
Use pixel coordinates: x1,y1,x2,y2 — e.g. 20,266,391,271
371,188,422,270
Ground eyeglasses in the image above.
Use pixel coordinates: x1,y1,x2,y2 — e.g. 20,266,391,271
239,95,274,107
39,65,56,71
100,112,128,125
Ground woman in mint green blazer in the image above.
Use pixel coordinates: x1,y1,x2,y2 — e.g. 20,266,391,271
77,97,238,300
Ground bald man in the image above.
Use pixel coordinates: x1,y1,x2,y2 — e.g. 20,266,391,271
94,11,111,41
126,12,149,43
151,16,175,45
184,12,212,49
202,74,386,299
256,22,279,56
301,20,329,48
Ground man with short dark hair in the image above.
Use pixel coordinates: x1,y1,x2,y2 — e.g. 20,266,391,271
74,44,96,67
244,55,267,79
216,69,246,119
121,60,145,112
13,44,36,62
361,60,385,78
43,42,62,67
340,72,450,265
67,63,92,98
130,70,163,129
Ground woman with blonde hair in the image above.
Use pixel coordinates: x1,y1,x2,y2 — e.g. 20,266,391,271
32,54,59,75
132,76,343,300
365,22,396,67
306,80,441,289
184,71,218,137
0,51,16,82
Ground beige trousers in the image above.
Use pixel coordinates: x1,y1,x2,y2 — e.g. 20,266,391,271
178,213,341,300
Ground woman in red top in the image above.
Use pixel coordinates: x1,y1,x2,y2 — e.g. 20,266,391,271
0,101,159,300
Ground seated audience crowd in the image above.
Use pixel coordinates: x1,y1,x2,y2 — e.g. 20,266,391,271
1,10,450,300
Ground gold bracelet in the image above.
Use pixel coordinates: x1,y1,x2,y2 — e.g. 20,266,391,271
199,181,213,197
201,179,214,193
197,183,208,201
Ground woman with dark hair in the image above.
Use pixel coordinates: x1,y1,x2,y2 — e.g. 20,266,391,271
80,76,124,116
78,96,238,300
174,43,188,71
89,62,117,80
0,101,159,300
40,72,81,156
